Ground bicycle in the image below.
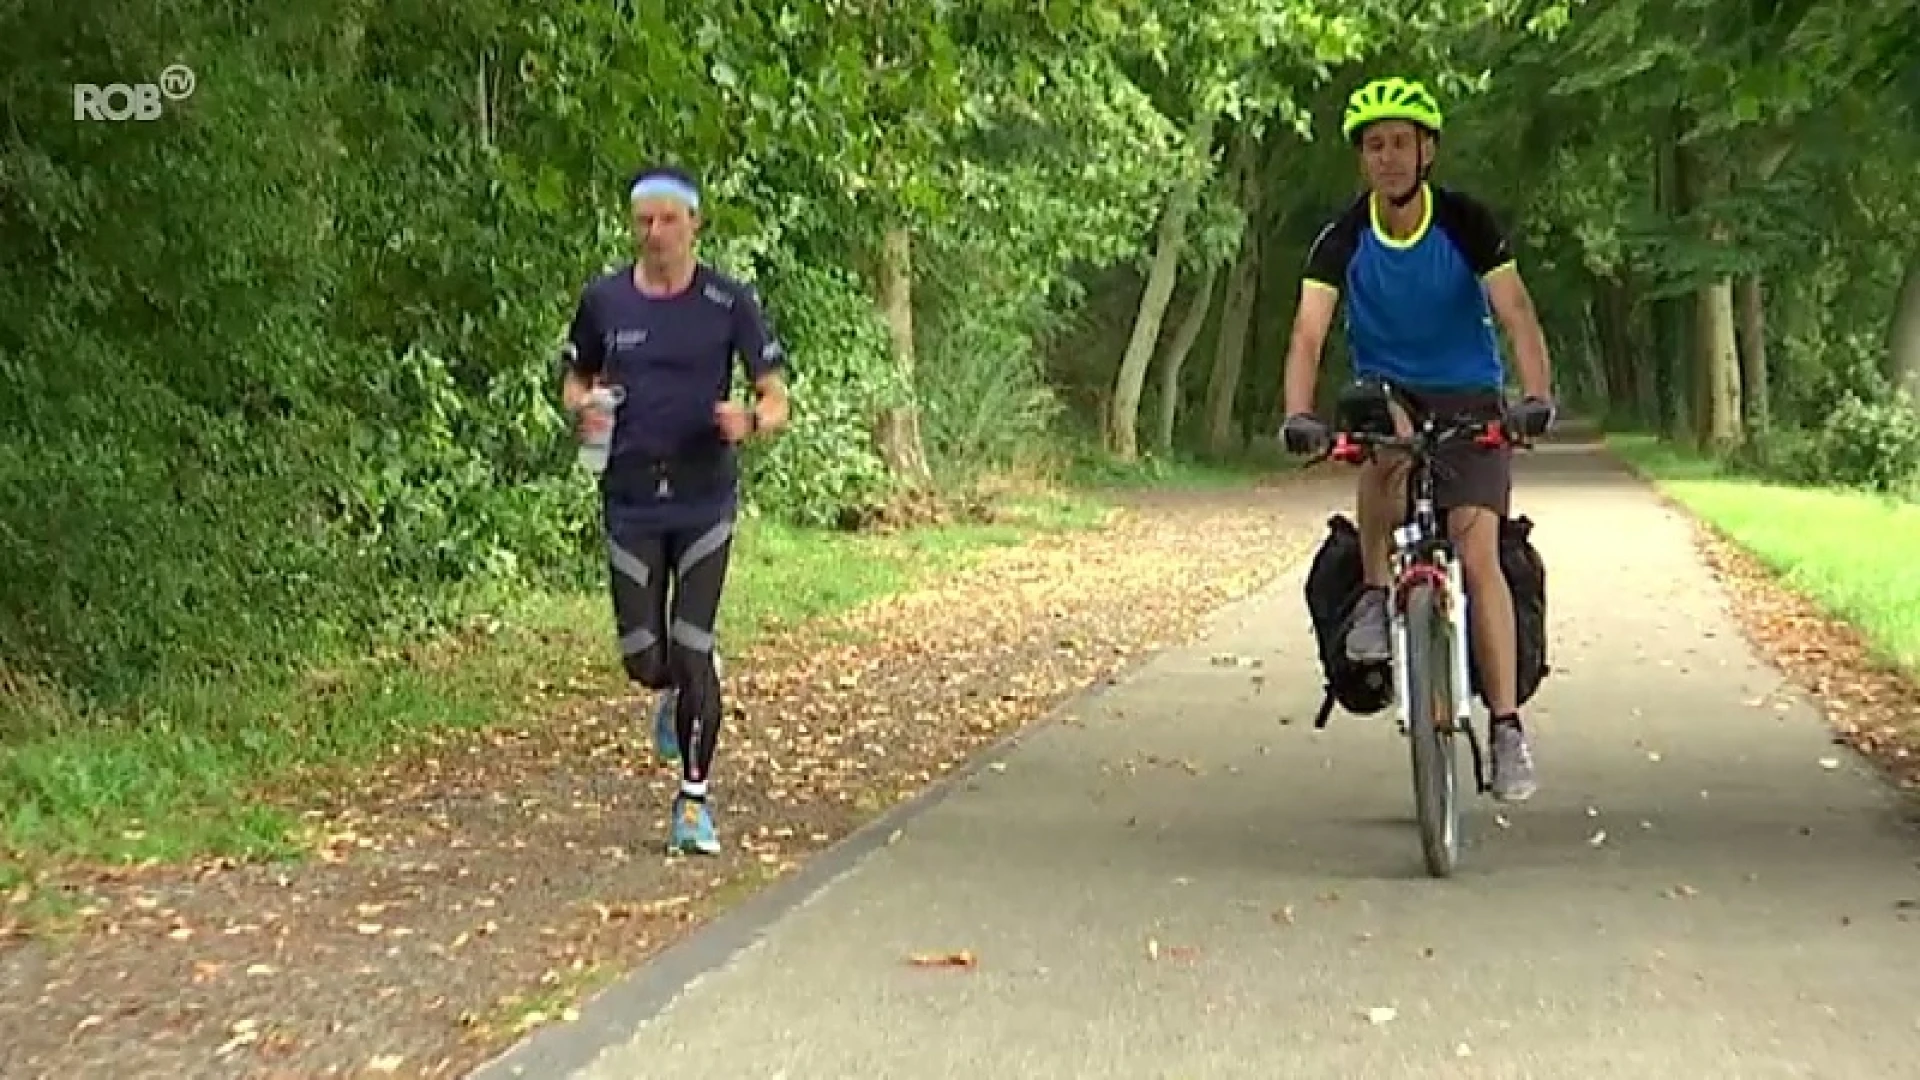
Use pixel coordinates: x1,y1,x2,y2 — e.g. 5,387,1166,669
1303,389,1532,878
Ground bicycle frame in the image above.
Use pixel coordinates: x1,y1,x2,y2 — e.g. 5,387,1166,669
1323,406,1518,790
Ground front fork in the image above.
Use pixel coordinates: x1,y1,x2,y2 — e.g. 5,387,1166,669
1387,523,1418,738
1447,557,1472,725
1388,519,1491,792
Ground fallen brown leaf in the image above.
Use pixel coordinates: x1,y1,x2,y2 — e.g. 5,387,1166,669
907,950,976,968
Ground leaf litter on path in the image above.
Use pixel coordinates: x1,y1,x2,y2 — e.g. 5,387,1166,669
0,482,1328,1079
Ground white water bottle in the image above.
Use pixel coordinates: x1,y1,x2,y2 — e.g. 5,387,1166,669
576,385,626,474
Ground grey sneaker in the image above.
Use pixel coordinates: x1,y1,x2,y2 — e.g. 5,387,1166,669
1344,588,1392,662
1490,719,1537,802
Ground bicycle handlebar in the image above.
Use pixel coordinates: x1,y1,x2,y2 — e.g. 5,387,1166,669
1304,416,1531,467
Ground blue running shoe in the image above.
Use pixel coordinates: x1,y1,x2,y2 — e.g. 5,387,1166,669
669,794,720,856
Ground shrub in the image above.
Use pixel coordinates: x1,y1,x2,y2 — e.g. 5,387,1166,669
1819,387,1920,493
915,247,1067,488
737,258,902,528
1736,333,1920,494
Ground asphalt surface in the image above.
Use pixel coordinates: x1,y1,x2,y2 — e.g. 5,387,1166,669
475,436,1920,1080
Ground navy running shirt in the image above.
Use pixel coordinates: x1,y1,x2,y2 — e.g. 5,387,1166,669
564,262,786,526
1302,184,1516,394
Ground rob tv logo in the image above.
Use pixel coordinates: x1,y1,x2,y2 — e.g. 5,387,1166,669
74,64,196,121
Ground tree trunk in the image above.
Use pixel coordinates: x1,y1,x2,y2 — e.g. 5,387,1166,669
1651,111,1694,440
1735,274,1769,432
1584,295,1611,408
1679,156,1744,453
1202,135,1265,457
1154,265,1217,453
1696,274,1743,451
1204,232,1260,456
1724,138,1792,434
1591,273,1638,421
1888,249,1920,402
1105,105,1215,461
476,50,493,148
1682,134,1743,454
873,224,932,486
1626,277,1660,425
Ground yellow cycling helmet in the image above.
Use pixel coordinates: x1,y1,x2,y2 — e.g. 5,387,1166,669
1342,77,1445,144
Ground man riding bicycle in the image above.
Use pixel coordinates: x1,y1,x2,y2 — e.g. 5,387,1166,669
1277,76,1556,802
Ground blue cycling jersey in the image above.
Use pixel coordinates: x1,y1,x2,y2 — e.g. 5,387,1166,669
1302,184,1516,394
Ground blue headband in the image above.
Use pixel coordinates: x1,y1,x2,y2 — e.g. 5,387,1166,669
629,174,700,210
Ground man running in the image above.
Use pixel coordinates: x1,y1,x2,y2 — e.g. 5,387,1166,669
1276,76,1555,801
560,164,791,853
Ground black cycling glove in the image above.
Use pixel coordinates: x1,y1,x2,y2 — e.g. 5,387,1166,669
1280,412,1330,455
1509,396,1556,438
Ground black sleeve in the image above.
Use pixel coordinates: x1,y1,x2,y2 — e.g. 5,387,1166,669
1302,204,1363,291
732,283,788,384
562,291,603,379
1433,188,1516,277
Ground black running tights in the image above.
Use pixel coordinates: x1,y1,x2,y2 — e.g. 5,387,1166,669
606,513,733,787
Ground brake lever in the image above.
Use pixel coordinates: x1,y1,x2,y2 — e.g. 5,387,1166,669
1474,420,1526,450
1482,412,1547,451
1299,431,1373,466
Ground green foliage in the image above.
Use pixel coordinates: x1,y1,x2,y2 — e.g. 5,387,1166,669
1724,426,1830,486
914,252,1068,487
1817,388,1920,494
1722,334,1920,493
1789,335,1920,494
0,0,1201,712
1437,0,1920,484
737,260,901,528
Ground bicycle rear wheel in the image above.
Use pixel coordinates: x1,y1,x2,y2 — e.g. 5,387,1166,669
1402,581,1460,878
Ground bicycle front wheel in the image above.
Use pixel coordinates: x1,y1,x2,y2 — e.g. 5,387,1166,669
1403,580,1460,878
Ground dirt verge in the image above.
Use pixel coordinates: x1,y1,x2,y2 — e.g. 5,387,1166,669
1688,520,1920,797
0,476,1335,1080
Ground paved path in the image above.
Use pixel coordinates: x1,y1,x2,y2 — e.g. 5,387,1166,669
476,437,1920,1079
